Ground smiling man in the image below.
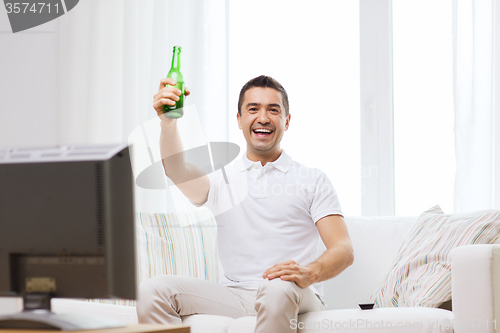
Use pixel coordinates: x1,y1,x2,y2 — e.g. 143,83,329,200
137,75,354,333
237,85,288,163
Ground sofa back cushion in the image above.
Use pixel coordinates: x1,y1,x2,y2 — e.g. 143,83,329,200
320,216,416,309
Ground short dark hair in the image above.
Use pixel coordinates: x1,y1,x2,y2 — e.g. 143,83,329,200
237,75,289,116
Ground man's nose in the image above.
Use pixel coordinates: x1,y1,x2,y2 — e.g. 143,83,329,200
257,110,270,123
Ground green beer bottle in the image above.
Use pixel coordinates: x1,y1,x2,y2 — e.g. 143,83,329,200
163,46,185,118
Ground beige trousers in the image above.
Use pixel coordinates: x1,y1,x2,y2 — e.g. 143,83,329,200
136,275,326,333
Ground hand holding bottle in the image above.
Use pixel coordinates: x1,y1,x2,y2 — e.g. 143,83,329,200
153,78,191,124
163,45,185,118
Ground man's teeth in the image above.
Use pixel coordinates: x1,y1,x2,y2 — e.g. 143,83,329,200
253,129,272,133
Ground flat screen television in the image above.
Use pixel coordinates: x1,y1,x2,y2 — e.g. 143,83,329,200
0,143,136,330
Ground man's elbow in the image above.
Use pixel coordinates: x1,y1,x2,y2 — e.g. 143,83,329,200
345,243,355,267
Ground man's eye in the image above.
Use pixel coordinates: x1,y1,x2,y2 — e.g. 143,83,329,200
270,109,279,113
249,108,258,112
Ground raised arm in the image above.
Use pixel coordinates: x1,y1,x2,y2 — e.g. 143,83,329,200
153,78,210,205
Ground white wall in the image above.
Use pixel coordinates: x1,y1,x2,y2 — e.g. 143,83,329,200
0,12,59,309
0,6,58,148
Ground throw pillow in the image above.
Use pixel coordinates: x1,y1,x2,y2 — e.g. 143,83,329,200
370,205,500,307
88,209,219,306
136,210,219,284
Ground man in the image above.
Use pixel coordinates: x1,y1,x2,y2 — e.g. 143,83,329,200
137,75,354,332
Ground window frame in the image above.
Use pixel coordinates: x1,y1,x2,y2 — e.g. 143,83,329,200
359,0,395,215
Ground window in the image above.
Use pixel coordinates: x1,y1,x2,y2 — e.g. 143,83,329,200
393,0,455,215
228,0,457,216
229,0,361,215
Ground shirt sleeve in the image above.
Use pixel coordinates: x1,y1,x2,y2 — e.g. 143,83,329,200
310,170,343,223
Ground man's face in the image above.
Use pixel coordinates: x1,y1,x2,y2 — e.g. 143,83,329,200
237,87,290,158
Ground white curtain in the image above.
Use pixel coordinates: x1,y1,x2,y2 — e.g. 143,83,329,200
452,0,495,212
57,0,228,213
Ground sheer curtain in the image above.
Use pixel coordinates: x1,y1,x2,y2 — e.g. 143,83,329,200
228,0,361,215
452,0,495,212
57,0,228,213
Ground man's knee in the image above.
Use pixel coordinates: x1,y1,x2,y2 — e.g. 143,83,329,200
138,276,159,299
137,275,181,317
139,275,166,302
255,278,300,307
137,275,190,325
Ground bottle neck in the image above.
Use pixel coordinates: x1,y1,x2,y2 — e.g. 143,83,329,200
171,48,181,70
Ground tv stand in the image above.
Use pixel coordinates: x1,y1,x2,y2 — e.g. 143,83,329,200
0,293,126,330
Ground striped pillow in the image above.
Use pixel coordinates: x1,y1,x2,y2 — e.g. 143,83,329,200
88,209,219,306
136,210,219,284
370,205,500,308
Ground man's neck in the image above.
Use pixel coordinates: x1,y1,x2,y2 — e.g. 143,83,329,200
246,148,282,166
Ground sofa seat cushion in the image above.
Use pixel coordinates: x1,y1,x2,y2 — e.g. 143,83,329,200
220,308,453,333
297,308,453,333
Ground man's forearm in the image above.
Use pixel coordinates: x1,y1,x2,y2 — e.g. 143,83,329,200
159,117,188,182
307,241,354,284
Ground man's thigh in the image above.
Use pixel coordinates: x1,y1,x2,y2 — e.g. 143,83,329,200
138,275,256,319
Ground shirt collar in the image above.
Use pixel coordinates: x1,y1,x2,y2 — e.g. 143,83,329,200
236,150,292,173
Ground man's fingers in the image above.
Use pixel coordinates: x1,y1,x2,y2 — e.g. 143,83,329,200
153,91,181,112
263,260,300,278
281,275,306,288
158,79,190,97
156,98,176,107
156,90,181,101
280,275,298,281
159,78,177,89
267,269,299,279
153,98,176,112
156,87,182,98
153,100,174,115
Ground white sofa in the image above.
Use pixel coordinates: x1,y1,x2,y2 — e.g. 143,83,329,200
1,213,499,333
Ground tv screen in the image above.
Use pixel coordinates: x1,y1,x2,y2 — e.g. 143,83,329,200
0,143,136,329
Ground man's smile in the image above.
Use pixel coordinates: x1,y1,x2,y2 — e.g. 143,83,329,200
252,127,274,137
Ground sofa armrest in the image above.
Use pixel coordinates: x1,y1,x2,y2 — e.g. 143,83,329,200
451,244,500,333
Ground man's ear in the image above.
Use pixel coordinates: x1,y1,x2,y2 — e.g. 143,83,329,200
285,114,291,131
237,112,242,130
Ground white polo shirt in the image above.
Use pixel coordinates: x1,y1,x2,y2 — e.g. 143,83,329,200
201,150,343,296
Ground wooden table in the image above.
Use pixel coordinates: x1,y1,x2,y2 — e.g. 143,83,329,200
0,324,190,333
